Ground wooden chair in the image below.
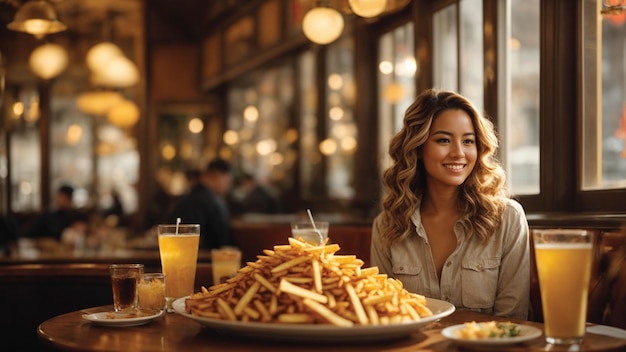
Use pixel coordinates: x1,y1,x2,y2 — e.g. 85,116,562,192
588,230,626,329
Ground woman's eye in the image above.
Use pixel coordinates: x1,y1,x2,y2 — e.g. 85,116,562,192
464,139,475,145
436,138,450,143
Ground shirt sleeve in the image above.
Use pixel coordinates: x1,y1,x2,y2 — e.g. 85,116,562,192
370,213,394,276
494,199,530,319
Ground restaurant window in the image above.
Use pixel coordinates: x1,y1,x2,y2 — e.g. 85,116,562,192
433,4,458,93
377,22,416,171
324,36,356,200
433,0,484,114
156,109,208,197
225,62,296,199
298,50,320,199
51,94,94,209
502,0,540,195
8,86,41,212
582,0,626,190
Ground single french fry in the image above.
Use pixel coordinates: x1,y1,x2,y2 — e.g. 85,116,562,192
413,302,433,317
402,301,421,321
216,298,237,321
271,255,311,273
234,281,260,315
362,293,395,306
269,294,278,314
278,279,328,303
365,305,380,325
345,283,368,325
302,298,354,327
253,299,272,322
282,277,313,284
254,273,277,293
312,259,322,293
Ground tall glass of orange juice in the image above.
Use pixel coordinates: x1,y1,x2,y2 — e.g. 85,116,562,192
158,224,200,311
533,229,593,345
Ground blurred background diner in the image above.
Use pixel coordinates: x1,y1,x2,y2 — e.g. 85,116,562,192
1,0,626,350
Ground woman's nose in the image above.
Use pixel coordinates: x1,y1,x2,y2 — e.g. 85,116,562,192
450,141,465,157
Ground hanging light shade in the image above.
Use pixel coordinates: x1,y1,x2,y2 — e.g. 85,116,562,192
348,0,387,18
107,99,140,128
302,7,344,45
7,0,67,39
76,91,124,116
29,43,68,80
86,42,123,72
90,55,140,88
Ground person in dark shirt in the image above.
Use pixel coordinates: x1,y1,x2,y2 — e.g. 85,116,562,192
22,184,83,241
165,159,234,249
184,168,201,189
231,173,282,215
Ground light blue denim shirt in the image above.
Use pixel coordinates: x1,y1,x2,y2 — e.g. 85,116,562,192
370,198,530,319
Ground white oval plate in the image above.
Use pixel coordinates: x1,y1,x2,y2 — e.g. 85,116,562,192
441,322,543,346
82,310,164,327
173,296,455,343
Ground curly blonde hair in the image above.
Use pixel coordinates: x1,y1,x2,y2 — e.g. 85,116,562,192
380,89,508,245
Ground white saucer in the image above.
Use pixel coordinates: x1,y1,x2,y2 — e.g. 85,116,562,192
442,322,543,346
82,310,164,327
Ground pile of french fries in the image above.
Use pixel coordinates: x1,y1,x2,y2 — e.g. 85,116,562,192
185,238,433,327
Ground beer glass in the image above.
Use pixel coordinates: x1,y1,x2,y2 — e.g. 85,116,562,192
533,229,593,344
211,247,242,285
158,224,200,311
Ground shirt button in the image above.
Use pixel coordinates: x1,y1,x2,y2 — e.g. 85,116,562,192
446,262,452,267
399,266,404,271
443,296,449,301
478,264,483,270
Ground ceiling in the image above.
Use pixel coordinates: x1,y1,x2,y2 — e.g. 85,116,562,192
0,0,211,88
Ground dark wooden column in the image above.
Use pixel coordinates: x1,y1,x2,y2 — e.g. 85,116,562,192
38,80,51,211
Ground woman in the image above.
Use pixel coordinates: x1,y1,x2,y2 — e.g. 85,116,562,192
371,89,529,319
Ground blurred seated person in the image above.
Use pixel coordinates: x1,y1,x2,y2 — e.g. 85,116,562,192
165,159,234,249
60,211,89,251
231,173,282,215
102,189,125,227
21,185,85,245
184,168,201,191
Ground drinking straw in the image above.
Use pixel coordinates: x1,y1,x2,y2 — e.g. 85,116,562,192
306,209,323,245
175,217,181,235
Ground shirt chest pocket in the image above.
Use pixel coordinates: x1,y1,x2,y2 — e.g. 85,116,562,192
461,258,500,309
391,264,422,294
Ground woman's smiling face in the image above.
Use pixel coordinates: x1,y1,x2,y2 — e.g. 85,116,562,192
421,108,477,190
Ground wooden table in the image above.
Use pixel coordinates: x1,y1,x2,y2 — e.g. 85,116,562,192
0,249,212,267
38,307,626,351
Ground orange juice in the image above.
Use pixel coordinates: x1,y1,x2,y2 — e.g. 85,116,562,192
158,233,199,306
211,247,241,284
535,242,592,342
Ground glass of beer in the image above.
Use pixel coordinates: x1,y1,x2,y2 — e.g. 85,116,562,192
533,229,594,344
211,247,242,285
158,224,200,311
